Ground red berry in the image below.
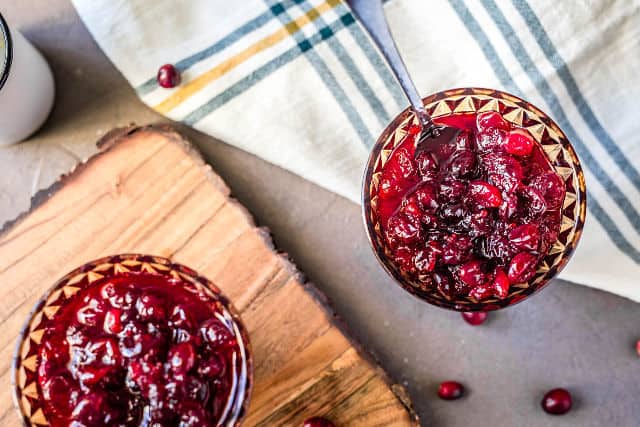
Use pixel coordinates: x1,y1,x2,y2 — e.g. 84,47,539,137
458,259,486,287
469,180,503,208
491,269,510,299
416,151,439,178
461,311,488,325
531,172,566,210
414,184,439,211
636,339,640,357
504,129,534,156
199,318,233,347
157,64,180,88
103,309,122,334
168,342,196,375
437,381,465,400
303,417,336,427
541,388,572,415
135,292,166,322
476,111,510,132
507,252,538,283
469,285,492,300
508,223,540,251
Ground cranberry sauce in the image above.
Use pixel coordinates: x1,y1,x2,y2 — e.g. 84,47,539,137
375,111,565,301
37,273,241,426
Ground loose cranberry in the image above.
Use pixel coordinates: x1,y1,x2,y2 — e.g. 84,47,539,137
303,417,336,427
461,311,488,325
157,64,181,88
636,339,640,357
476,111,510,132
541,388,572,415
469,181,503,208
508,252,538,283
437,381,465,400
504,129,534,156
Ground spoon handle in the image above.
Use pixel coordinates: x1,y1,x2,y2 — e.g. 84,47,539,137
346,0,432,127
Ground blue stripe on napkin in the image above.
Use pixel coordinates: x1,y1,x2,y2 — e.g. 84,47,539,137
480,0,640,236
512,0,640,194
448,0,640,263
288,0,392,127
183,12,357,126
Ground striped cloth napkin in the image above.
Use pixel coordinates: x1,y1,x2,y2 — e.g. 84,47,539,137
72,0,640,302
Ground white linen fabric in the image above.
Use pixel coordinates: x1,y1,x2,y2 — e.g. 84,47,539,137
71,0,640,301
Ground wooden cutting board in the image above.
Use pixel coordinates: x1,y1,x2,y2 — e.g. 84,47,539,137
0,126,419,426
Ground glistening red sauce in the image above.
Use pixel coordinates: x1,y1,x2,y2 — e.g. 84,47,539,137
37,273,242,426
375,111,565,300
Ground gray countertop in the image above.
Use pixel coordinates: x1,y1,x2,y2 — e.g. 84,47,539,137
1,2,638,426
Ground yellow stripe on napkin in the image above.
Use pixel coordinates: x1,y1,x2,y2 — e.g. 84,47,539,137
153,0,342,114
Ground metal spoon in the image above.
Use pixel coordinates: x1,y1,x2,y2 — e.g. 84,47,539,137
346,0,458,153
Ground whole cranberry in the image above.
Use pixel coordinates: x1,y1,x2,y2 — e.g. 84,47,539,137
449,150,477,178
457,259,486,287
469,285,492,301
541,388,572,415
504,129,534,156
199,318,233,347
157,64,181,88
469,180,503,208
416,151,439,178
507,252,538,283
104,308,123,334
136,292,166,322
636,339,640,357
461,311,488,325
179,403,209,427
303,417,335,427
414,184,439,211
76,298,106,327
476,111,510,132
531,172,566,210
437,381,465,400
508,223,540,251
491,269,510,298
386,214,422,246
168,342,196,374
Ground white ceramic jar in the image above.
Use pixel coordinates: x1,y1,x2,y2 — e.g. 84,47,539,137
0,14,55,146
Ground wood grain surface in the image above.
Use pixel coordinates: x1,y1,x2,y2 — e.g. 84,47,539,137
0,126,419,426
